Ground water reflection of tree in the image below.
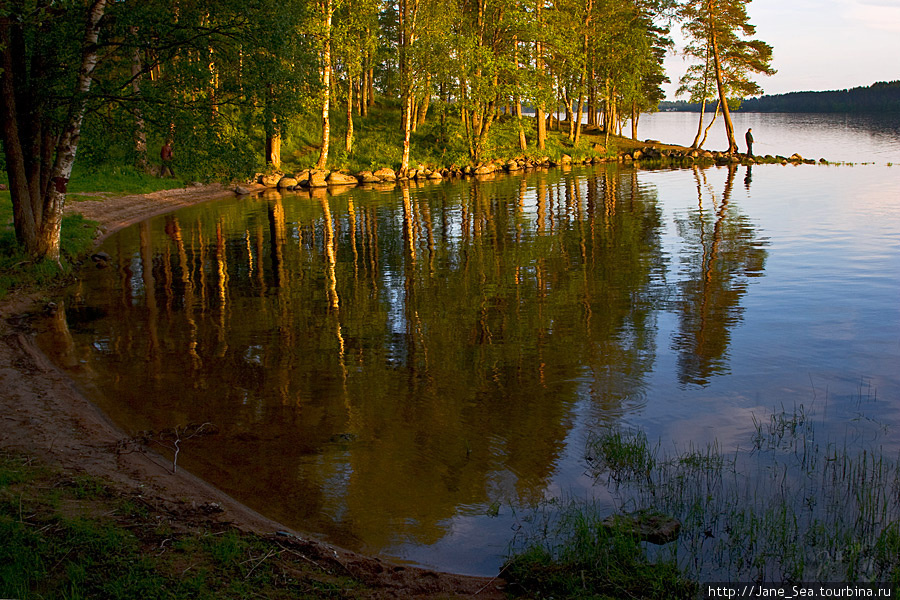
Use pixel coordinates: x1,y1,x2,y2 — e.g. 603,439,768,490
673,164,767,386
52,168,669,554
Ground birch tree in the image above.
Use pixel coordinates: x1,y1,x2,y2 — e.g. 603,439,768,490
1,0,107,262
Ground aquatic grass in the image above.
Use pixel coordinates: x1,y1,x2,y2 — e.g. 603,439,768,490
585,428,656,483
508,400,900,590
504,496,696,599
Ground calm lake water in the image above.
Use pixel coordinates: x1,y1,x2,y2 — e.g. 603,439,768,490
41,114,900,577
632,111,900,164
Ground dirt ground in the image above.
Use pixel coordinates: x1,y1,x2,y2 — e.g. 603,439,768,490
0,183,507,599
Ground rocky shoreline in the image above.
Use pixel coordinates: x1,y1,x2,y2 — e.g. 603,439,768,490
238,145,828,195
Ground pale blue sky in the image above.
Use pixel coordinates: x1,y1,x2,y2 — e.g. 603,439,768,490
662,0,900,99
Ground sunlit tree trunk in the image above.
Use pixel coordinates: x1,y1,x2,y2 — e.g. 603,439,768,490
0,0,107,262
266,129,282,169
709,3,738,153
345,74,354,153
316,0,334,169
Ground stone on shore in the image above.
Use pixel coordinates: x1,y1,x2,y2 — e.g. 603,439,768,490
373,167,397,182
356,171,381,184
277,176,298,189
327,172,358,186
308,170,328,188
259,173,282,187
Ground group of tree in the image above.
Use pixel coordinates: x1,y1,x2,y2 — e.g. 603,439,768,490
1,0,774,262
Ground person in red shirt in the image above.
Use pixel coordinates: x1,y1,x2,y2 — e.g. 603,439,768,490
160,141,174,177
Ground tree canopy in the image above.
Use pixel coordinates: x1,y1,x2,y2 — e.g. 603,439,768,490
1,0,773,261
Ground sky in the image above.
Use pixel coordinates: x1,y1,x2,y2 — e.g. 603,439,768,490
661,0,900,100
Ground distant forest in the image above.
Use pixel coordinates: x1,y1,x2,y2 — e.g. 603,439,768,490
660,81,900,113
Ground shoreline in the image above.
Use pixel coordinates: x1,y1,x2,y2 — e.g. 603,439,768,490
1,182,507,598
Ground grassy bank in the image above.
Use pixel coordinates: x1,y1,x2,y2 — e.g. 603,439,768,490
504,400,900,598
0,451,374,599
0,165,194,299
0,192,97,300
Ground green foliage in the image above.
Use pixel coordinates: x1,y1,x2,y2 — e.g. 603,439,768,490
0,453,369,599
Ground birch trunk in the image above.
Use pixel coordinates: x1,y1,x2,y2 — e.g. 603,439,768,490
0,0,107,262
316,0,334,169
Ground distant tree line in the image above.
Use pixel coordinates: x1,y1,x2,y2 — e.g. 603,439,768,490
661,80,900,113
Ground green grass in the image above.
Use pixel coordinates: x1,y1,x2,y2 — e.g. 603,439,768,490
506,400,900,596
68,164,187,196
0,452,370,599
0,189,99,299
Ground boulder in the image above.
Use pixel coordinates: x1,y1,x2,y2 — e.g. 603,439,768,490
427,170,443,180
309,170,328,188
373,167,397,182
602,510,681,545
277,176,298,189
356,171,381,184
474,164,495,175
259,173,282,187
234,186,252,195
327,172,358,186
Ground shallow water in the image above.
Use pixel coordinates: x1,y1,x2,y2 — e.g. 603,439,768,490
41,128,900,577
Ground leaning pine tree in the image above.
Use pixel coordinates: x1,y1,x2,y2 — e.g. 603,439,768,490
679,0,774,154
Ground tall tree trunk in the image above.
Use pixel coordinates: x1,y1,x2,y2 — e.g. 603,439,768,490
709,3,738,153
512,35,527,151
417,74,430,127
699,100,720,148
0,0,107,262
401,91,413,173
630,100,638,140
691,94,707,149
574,60,585,145
345,74,354,153
316,0,334,169
266,130,281,169
536,3,546,150
130,28,148,171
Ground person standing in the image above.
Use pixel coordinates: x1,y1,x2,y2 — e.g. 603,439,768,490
160,140,174,177
745,128,754,157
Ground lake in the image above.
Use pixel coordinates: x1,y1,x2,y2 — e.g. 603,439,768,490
631,110,900,164
40,113,900,579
